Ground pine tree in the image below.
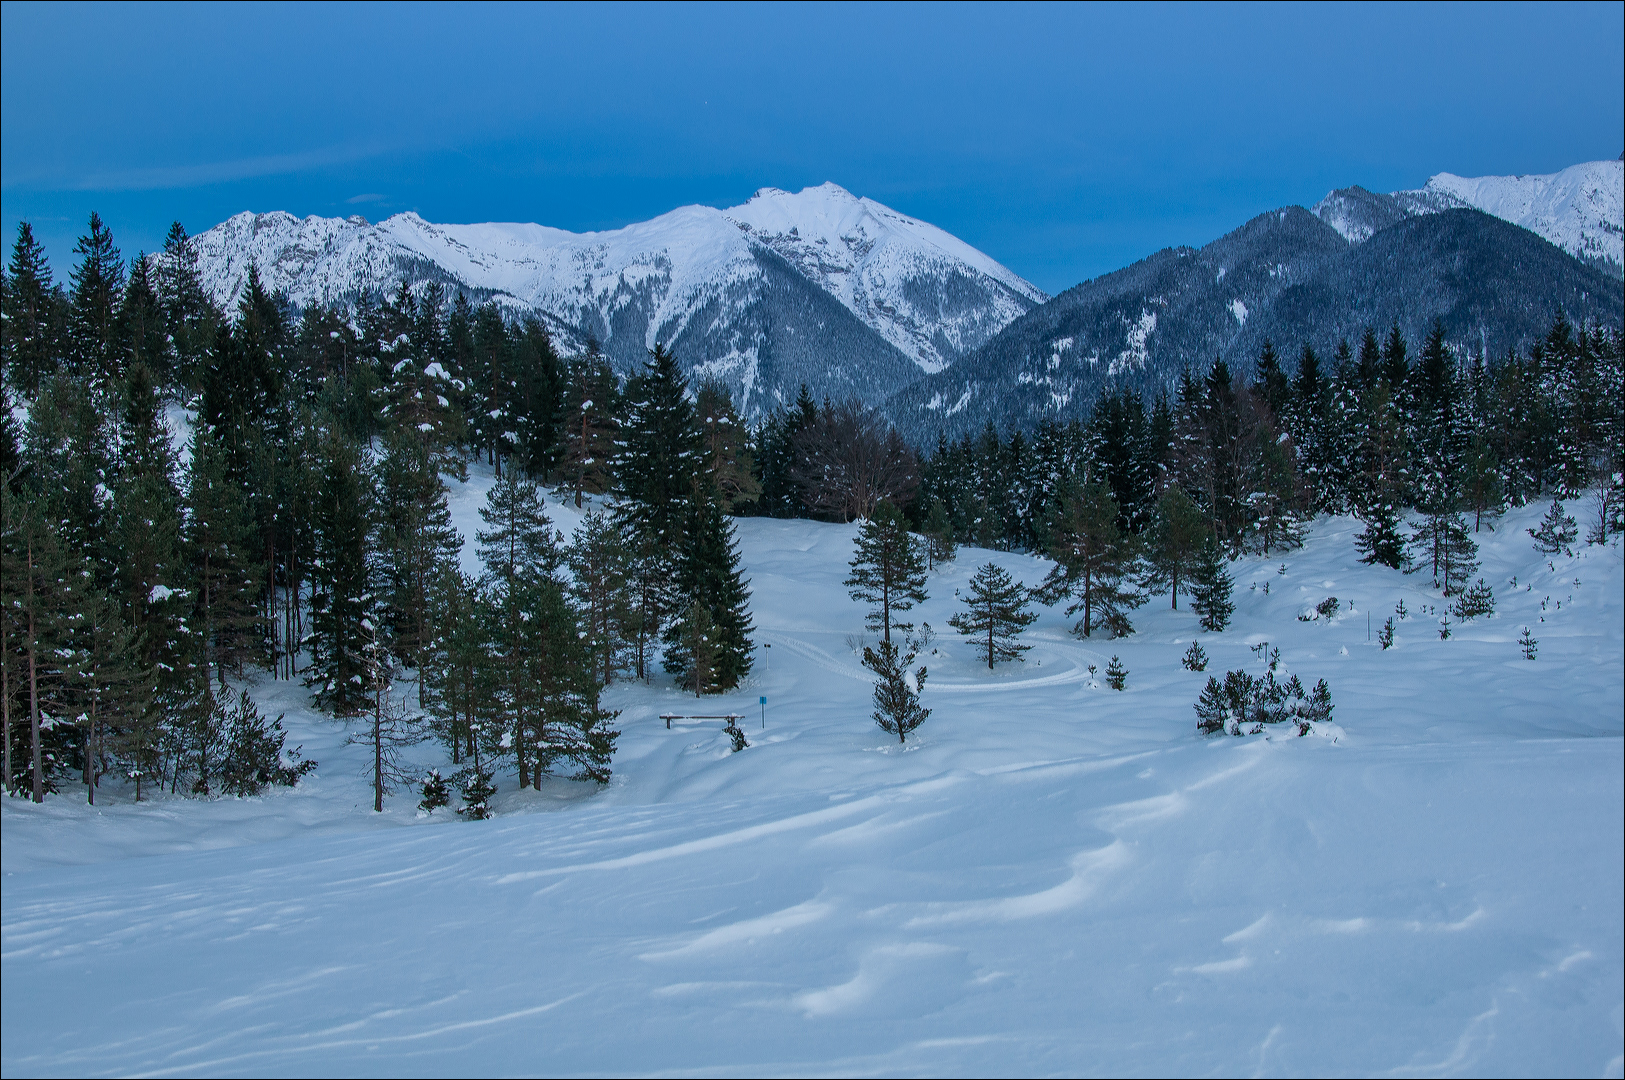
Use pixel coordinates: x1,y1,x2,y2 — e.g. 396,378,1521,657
1037,479,1144,638
507,572,619,785
155,222,218,386
307,432,373,715
67,213,125,382
1408,510,1479,596
419,768,451,813
567,510,633,686
1529,498,1577,556
1105,655,1127,690
845,499,928,643
3,221,62,395
1181,641,1208,671
947,561,1036,669
553,343,619,507
616,343,700,552
375,427,461,669
1146,485,1208,608
1461,432,1503,533
1253,339,1290,416
1189,536,1235,632
862,638,929,744
665,496,754,692
351,623,424,812
58,578,153,804
1451,579,1495,620
118,256,171,383
187,426,265,686
922,496,956,569
695,377,761,512
476,470,563,786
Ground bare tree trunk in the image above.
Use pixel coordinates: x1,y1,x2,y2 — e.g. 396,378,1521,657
27,541,44,804
3,607,12,794
373,691,384,813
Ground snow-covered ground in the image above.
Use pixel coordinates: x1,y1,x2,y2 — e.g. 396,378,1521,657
3,490,1621,1078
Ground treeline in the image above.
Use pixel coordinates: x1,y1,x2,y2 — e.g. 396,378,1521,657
3,213,1621,805
915,317,1623,630
0,216,753,807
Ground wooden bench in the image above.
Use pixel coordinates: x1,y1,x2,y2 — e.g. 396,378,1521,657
659,713,745,730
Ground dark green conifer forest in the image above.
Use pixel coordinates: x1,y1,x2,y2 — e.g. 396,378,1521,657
3,214,1621,805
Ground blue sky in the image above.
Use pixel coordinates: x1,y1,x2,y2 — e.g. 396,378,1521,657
2,1,1620,295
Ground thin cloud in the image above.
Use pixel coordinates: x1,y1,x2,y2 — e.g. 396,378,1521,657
42,142,394,193
345,192,385,204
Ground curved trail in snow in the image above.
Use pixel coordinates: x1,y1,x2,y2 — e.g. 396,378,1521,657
757,630,1109,693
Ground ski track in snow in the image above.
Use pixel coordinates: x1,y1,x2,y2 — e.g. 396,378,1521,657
2,493,1622,1077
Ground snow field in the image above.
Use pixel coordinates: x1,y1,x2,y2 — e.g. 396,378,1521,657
2,493,1621,1077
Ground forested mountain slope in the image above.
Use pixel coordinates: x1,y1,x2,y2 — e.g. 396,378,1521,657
885,208,1623,441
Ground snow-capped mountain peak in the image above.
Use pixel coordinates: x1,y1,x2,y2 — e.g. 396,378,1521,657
1313,159,1623,272
185,185,1046,417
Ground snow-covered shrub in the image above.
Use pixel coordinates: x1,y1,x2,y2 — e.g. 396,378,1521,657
419,769,451,813
456,763,497,819
1194,668,1333,736
1451,579,1495,620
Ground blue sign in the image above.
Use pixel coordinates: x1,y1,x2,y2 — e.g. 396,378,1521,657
759,696,767,704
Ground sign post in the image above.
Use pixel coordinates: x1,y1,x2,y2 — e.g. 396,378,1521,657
760,696,767,729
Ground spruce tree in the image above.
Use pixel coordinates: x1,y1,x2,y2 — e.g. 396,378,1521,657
863,638,929,744
1146,485,1208,608
375,427,461,669
845,499,928,643
186,426,265,686
695,377,761,512
1461,433,1503,533
1254,339,1290,416
476,470,563,787
155,222,218,386
67,212,125,382
622,524,675,683
665,496,754,692
419,561,487,766
57,580,151,804
1037,480,1144,638
553,343,620,507
922,496,956,569
567,510,632,686
1529,498,1577,556
1408,510,1479,596
507,572,619,785
616,343,700,552
3,221,62,395
118,256,171,384
1189,536,1235,632
307,432,373,715
948,561,1037,669
111,362,189,685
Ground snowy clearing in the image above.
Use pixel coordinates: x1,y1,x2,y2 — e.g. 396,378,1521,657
3,495,1622,1077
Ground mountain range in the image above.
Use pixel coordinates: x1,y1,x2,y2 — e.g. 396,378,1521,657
189,183,1045,418
187,159,1623,437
